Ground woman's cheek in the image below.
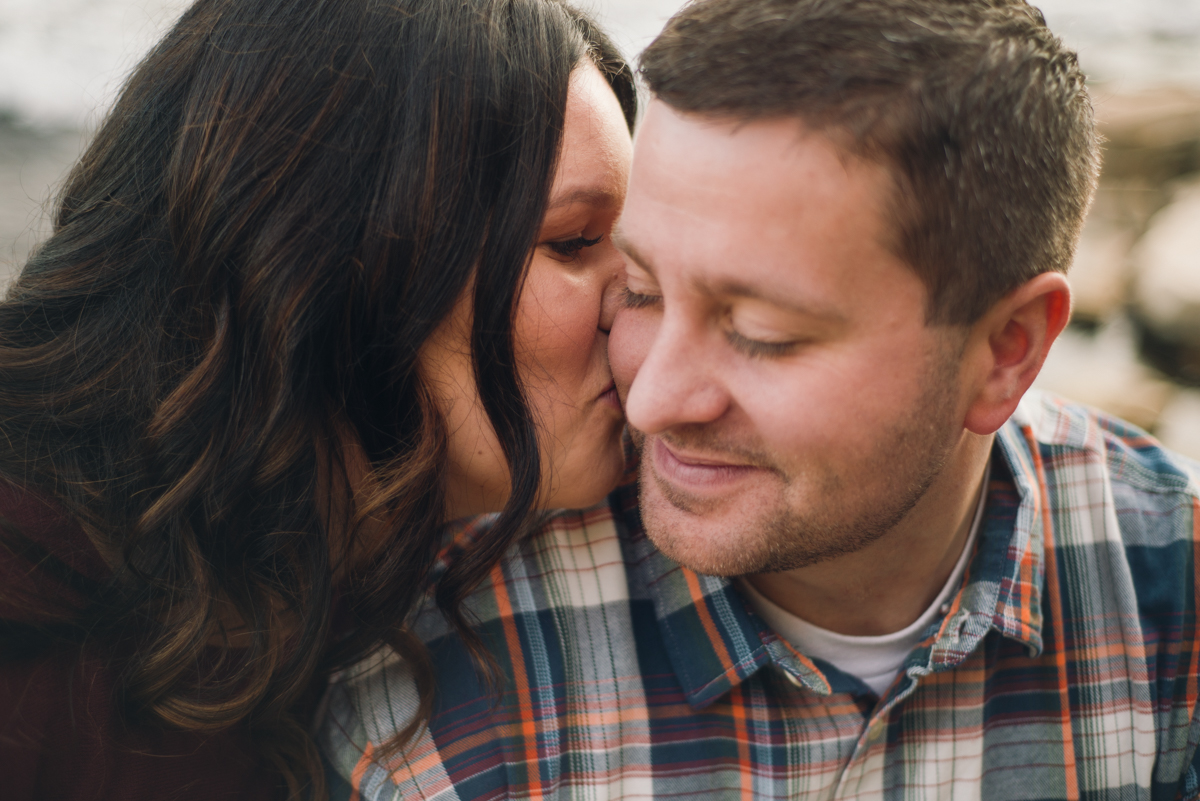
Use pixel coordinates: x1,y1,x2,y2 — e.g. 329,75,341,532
516,265,597,396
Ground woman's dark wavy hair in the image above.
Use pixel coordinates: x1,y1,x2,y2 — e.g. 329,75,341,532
0,0,635,795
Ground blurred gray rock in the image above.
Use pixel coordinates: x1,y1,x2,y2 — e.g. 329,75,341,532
1067,89,1200,327
1035,315,1175,432
1068,214,1135,323
1132,177,1200,343
1155,388,1200,461
1094,88,1200,185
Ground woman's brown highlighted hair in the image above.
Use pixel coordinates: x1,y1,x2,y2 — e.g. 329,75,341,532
0,0,635,795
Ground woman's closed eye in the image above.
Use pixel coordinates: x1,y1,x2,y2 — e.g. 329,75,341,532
548,234,603,259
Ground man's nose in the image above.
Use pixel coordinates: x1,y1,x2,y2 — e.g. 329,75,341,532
624,317,731,435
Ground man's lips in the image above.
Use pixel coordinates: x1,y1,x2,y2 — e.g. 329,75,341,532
652,437,763,489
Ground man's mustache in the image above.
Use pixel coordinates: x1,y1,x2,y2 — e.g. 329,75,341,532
630,423,782,475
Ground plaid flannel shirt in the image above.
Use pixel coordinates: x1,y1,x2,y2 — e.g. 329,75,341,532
320,391,1200,800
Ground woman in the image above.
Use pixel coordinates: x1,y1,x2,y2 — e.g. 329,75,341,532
0,0,635,798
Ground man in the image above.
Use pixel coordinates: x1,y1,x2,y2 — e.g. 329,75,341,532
321,1,1200,798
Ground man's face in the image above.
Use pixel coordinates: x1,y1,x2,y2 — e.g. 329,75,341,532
610,102,968,577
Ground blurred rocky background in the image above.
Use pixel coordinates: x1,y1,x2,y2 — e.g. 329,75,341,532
3,0,1200,454
1014,0,1200,457
1038,86,1200,454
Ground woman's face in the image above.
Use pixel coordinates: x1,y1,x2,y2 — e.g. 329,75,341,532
422,63,632,519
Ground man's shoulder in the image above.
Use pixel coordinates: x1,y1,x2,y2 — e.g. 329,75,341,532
1014,389,1200,510
1006,390,1200,625
1004,392,1200,797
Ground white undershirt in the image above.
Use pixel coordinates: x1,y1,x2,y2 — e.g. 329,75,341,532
737,462,990,697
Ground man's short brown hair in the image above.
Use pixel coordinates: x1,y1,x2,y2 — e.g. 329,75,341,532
640,0,1101,324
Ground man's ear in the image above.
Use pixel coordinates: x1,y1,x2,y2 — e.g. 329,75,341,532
962,272,1072,435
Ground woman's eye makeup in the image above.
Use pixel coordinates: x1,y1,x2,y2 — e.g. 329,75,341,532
548,234,603,258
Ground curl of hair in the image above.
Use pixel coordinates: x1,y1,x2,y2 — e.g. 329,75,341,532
0,0,636,796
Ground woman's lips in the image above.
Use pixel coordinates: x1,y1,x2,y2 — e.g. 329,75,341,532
598,382,622,411
652,437,761,489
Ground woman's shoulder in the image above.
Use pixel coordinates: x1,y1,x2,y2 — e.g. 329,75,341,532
0,478,104,623
1,647,281,800
0,480,283,801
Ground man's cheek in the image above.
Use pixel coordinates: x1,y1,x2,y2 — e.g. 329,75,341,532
608,306,655,403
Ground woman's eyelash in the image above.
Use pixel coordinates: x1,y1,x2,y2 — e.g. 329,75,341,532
725,329,800,359
548,235,603,257
621,288,660,309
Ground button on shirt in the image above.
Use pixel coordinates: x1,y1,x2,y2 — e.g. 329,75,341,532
320,392,1200,800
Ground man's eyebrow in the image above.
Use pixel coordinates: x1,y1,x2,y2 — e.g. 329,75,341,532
545,188,622,211
610,227,656,278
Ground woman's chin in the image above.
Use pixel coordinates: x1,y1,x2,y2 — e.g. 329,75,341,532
541,438,627,510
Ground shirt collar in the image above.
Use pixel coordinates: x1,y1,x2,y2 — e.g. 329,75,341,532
971,406,1048,654
619,398,1054,708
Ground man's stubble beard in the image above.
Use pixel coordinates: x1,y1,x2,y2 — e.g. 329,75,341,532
634,337,965,577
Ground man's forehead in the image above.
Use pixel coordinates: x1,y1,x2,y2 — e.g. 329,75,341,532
616,102,928,323
632,101,876,175
628,103,895,227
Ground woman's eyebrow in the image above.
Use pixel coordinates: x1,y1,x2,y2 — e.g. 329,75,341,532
546,188,621,211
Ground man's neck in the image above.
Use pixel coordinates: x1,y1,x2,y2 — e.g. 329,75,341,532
745,431,994,637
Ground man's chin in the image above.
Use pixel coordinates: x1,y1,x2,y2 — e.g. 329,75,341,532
638,476,774,577
636,469,889,577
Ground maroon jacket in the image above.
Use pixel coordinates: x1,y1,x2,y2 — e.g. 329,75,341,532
0,480,283,800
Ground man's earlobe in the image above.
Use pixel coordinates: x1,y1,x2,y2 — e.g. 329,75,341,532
963,272,1072,435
